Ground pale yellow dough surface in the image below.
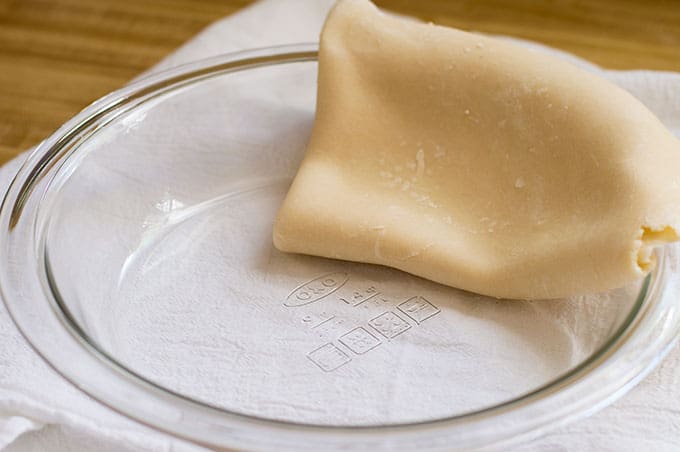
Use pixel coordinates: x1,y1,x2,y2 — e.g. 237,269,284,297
273,0,680,299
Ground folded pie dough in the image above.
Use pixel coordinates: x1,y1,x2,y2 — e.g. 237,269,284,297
273,0,680,299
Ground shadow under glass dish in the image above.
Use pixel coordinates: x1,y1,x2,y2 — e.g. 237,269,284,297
1,45,678,451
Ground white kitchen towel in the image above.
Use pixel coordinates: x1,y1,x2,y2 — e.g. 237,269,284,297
1,1,680,451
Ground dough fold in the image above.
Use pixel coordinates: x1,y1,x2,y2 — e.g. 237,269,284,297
273,0,680,299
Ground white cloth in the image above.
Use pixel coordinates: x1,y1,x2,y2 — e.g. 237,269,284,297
1,1,679,450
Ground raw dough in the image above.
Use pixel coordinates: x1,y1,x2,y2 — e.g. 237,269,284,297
273,0,680,299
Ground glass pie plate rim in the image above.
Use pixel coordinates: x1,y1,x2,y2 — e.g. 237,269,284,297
0,44,678,451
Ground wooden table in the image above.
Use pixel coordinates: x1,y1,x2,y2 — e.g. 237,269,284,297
1,0,679,163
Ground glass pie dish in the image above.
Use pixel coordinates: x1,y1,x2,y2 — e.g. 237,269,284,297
1,44,679,451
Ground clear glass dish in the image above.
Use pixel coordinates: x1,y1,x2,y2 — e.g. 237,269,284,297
1,44,678,451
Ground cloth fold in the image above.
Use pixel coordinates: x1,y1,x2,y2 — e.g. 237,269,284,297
0,1,679,450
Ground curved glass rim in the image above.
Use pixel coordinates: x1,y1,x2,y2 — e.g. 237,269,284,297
1,44,678,450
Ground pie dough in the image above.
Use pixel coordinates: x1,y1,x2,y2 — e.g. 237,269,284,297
273,0,680,299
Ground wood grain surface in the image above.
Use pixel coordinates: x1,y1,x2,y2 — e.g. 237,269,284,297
1,0,679,163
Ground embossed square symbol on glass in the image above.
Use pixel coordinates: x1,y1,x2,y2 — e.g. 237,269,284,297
369,311,411,339
339,327,381,354
307,343,350,372
398,296,440,324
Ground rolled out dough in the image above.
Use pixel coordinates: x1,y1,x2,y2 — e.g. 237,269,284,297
273,0,680,299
